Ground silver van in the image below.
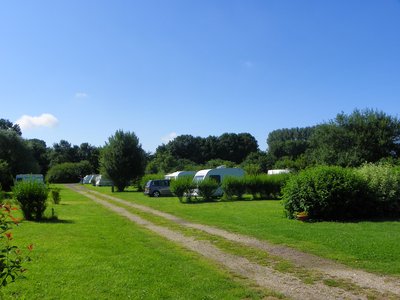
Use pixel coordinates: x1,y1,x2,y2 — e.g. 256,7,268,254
144,179,172,197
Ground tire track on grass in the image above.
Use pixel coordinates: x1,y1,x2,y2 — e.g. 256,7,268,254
67,184,366,300
83,187,400,299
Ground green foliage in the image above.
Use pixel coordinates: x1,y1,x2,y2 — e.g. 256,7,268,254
46,160,92,183
307,109,400,167
282,166,368,220
0,160,12,191
357,163,400,216
13,181,48,221
50,187,61,204
197,178,219,201
0,204,32,287
170,177,195,203
221,176,246,200
100,130,146,192
0,130,40,181
139,174,164,191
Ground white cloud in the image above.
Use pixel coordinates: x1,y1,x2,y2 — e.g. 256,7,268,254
16,113,59,131
75,92,88,98
161,132,178,144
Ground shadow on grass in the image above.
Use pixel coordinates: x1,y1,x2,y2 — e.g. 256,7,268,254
35,218,75,224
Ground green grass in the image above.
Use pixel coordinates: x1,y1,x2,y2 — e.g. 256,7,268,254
88,185,400,276
0,185,271,299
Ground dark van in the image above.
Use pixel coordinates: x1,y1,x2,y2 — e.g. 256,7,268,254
144,179,172,197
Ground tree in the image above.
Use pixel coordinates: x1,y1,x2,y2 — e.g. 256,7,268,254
49,140,80,167
27,139,50,175
0,119,22,136
266,127,315,162
307,109,400,167
0,130,39,190
100,130,145,192
78,143,100,173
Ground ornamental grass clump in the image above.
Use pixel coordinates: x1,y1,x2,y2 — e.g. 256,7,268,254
13,181,48,221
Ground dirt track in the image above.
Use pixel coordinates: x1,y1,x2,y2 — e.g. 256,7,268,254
67,184,400,299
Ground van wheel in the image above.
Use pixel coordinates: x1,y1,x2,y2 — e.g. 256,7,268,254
152,191,160,197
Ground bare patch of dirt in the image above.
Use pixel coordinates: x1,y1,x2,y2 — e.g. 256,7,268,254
68,185,400,299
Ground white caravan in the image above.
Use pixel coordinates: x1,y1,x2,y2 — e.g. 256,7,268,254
165,171,196,180
94,175,113,186
267,169,290,175
192,167,245,197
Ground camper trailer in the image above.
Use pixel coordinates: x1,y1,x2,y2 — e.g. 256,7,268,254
164,171,196,180
267,169,290,175
94,175,113,186
192,167,245,197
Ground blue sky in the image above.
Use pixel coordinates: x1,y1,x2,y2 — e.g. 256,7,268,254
1,1,400,152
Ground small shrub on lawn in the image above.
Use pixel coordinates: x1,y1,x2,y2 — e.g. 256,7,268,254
197,178,219,201
170,176,195,203
222,177,246,200
13,181,48,221
244,175,262,199
50,187,61,204
357,163,400,216
282,166,369,220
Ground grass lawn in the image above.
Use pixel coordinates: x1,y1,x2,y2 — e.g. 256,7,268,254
88,185,400,276
0,185,269,299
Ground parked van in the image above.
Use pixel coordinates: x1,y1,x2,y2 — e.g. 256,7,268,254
192,167,245,197
164,171,196,180
144,179,172,197
15,174,44,183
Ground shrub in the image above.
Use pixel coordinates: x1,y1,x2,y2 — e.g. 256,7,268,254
46,161,92,183
282,166,368,220
258,173,291,200
51,187,61,204
0,204,32,287
13,181,48,221
244,175,262,199
170,177,195,203
357,163,400,216
222,177,246,200
197,178,219,201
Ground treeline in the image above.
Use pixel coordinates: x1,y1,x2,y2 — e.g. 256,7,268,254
1,108,400,190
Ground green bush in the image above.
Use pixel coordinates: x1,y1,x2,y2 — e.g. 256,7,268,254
282,166,368,220
46,161,92,183
244,175,262,199
13,181,48,221
258,173,291,200
51,187,61,204
222,177,246,200
170,177,195,203
357,163,400,216
197,178,219,201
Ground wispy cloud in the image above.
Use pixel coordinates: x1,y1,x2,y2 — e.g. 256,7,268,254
161,132,178,144
241,60,254,68
75,92,89,98
16,113,59,131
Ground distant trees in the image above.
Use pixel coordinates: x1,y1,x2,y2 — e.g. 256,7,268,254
100,130,146,191
267,109,400,169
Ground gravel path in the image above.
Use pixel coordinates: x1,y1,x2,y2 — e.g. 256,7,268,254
67,184,400,299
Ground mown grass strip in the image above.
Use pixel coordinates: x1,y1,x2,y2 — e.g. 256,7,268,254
1,185,274,300
87,185,400,276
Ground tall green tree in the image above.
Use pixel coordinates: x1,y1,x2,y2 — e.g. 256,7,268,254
100,130,145,192
27,139,50,175
0,130,39,189
308,109,400,166
0,119,22,136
